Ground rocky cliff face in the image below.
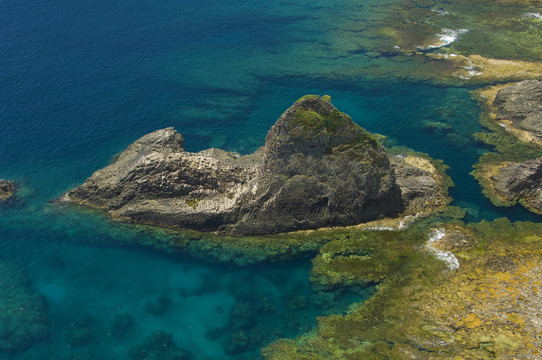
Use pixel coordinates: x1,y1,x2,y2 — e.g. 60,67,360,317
66,96,445,235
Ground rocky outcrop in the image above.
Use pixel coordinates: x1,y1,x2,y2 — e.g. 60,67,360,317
488,157,542,214
488,80,542,147
0,179,15,204
493,80,542,140
473,80,542,214
66,96,447,235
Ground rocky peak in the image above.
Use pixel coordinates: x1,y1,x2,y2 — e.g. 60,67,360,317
263,95,386,174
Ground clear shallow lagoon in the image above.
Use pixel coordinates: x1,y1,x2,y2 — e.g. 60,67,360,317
0,0,540,358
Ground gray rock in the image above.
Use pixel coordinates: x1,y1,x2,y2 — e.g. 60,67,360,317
66,96,445,235
493,80,542,140
491,157,542,214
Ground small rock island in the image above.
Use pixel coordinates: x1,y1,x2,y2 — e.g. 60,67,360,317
0,179,16,204
66,96,447,235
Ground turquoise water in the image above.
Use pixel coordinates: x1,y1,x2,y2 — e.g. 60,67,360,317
1,0,540,358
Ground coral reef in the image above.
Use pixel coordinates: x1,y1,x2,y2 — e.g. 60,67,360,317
67,317,95,348
111,313,135,339
0,260,49,353
129,331,192,360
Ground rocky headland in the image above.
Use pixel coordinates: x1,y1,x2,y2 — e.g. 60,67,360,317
473,80,542,214
65,96,448,235
0,179,16,204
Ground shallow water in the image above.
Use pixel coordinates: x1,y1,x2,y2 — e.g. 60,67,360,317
0,0,540,358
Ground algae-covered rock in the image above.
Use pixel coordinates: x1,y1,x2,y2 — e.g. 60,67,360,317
483,157,542,214
0,179,16,204
472,81,542,214
66,96,447,235
263,221,542,360
0,261,48,353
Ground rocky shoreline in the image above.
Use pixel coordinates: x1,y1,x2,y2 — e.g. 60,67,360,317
65,96,449,236
473,80,542,214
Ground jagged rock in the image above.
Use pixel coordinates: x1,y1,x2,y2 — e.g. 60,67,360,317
0,179,15,203
66,96,446,235
490,157,542,214
493,80,542,142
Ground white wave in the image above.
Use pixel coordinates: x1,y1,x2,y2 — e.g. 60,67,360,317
457,56,482,80
399,214,420,230
431,8,449,15
419,29,468,50
366,226,395,231
523,12,542,20
426,229,460,271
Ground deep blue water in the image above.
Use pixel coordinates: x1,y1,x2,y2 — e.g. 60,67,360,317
0,0,540,358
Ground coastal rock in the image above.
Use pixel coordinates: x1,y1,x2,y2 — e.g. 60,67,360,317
389,155,448,216
66,96,446,235
492,80,542,147
0,179,15,203
490,157,542,214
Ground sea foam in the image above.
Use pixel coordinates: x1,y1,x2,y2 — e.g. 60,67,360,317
426,229,460,271
523,12,542,20
419,29,468,50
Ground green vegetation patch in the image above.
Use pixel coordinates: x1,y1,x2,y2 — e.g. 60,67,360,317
263,220,542,359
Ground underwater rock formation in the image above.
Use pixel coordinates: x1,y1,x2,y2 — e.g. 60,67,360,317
129,331,192,360
0,179,15,203
0,261,48,353
66,96,447,235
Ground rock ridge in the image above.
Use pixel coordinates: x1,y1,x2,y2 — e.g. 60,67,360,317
66,96,447,235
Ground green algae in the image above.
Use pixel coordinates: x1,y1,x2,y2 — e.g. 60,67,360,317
262,220,542,360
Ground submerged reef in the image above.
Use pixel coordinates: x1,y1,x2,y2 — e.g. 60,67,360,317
65,96,449,235
129,331,192,360
0,261,48,353
473,80,542,214
262,220,542,359
0,179,16,204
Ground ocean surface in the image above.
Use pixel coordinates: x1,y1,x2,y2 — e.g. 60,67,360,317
0,0,540,358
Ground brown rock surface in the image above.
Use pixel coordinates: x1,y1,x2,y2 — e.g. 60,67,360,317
66,96,448,235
